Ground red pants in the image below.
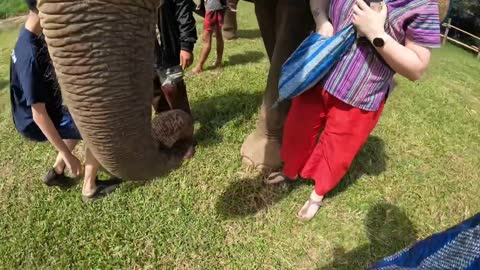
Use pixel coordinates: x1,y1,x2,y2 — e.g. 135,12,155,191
281,86,384,196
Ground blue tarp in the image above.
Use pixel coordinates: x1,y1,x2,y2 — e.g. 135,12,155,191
372,213,480,270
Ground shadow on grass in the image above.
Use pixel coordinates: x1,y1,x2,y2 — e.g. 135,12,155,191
327,136,388,199
216,136,388,218
202,51,265,71
216,174,310,218
319,202,417,270
237,29,261,39
0,79,8,91
225,51,265,67
192,90,262,145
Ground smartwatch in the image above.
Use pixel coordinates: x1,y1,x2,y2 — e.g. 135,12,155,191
373,37,385,48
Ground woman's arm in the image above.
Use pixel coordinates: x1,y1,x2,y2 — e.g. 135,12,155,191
373,35,431,81
310,0,333,36
352,0,431,81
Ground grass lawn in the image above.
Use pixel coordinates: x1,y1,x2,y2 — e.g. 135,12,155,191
1,3,479,269
0,0,27,19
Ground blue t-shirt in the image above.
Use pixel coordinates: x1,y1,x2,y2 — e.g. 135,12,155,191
10,27,64,138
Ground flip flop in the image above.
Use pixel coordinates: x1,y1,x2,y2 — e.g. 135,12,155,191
297,198,323,222
82,178,122,203
264,172,289,185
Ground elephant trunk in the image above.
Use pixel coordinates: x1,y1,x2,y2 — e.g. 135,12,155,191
38,0,186,180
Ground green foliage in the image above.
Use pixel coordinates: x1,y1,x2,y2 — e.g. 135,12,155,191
450,0,480,46
0,3,479,269
0,0,28,19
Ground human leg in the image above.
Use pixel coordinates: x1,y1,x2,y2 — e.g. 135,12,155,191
81,148,121,202
82,148,100,196
297,90,385,220
214,26,224,67
193,12,215,74
192,29,212,74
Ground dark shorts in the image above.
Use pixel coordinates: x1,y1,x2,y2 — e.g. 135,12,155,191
22,111,82,142
204,9,225,31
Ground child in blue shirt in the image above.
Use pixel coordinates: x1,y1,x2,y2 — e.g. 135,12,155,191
10,0,120,201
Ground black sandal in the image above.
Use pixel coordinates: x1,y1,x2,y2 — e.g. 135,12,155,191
82,178,122,202
43,169,77,189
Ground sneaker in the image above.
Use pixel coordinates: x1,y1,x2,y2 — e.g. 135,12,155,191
43,169,76,189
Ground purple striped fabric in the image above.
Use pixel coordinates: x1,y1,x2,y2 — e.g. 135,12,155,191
321,0,441,111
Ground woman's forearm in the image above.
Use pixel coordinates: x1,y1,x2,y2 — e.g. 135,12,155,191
370,33,431,81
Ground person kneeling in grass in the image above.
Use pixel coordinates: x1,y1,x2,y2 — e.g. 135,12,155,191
9,0,121,202
266,0,441,221
192,0,227,74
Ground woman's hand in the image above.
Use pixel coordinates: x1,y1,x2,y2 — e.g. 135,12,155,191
352,0,388,41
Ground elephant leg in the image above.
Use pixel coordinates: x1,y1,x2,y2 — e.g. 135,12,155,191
241,0,314,172
223,0,239,40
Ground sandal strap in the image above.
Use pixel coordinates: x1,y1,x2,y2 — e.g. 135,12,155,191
308,198,323,207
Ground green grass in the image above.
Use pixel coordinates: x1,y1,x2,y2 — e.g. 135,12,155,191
1,3,480,269
0,0,27,19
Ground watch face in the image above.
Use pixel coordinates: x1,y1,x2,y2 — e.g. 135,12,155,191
373,37,385,47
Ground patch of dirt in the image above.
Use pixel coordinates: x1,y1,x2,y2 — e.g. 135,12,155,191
0,15,27,31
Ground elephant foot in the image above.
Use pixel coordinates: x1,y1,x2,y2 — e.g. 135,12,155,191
240,131,282,173
223,31,238,41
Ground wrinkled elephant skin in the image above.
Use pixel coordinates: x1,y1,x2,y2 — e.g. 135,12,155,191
38,0,193,180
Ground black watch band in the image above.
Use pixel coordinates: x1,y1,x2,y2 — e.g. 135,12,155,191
373,37,385,48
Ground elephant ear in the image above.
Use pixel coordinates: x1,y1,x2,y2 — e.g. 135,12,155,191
437,0,451,22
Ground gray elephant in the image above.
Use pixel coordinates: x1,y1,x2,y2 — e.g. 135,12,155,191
37,0,195,180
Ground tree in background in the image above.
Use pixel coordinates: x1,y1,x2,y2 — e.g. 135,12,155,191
449,0,480,47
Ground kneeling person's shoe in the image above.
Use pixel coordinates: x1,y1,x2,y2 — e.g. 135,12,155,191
43,169,76,189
